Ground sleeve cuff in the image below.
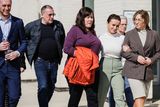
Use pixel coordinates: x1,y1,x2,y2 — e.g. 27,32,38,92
15,51,21,57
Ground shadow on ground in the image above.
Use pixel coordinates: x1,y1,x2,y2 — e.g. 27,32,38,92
145,104,159,107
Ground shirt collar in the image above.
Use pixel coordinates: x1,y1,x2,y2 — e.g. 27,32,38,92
0,15,12,22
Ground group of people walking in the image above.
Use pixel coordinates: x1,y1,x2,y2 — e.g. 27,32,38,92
0,0,160,107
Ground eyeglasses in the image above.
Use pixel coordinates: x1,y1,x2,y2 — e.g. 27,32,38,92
134,18,144,22
48,13,56,16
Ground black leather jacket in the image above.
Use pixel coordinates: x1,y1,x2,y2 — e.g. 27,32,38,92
25,19,65,65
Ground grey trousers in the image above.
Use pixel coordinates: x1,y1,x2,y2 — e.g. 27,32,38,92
98,57,126,107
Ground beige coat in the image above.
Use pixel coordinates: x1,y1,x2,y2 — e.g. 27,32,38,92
121,28,160,81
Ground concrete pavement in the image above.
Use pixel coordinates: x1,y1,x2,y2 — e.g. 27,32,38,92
18,81,160,107
18,81,109,107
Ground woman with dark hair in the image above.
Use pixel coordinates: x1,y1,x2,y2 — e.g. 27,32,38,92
63,7,101,107
98,14,126,107
121,10,160,107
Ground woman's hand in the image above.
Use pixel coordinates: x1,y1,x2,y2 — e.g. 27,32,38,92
122,44,132,52
145,57,152,66
137,56,152,65
137,55,146,65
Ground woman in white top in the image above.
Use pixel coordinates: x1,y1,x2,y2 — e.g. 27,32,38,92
98,14,126,107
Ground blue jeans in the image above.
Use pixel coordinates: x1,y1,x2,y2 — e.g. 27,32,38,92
0,63,21,107
34,57,58,107
109,77,134,107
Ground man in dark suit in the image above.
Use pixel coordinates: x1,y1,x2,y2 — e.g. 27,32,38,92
25,5,65,107
0,0,27,106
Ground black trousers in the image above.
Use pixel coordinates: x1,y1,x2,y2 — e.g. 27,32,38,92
67,71,99,107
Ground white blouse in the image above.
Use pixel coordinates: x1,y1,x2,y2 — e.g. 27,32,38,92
99,32,124,58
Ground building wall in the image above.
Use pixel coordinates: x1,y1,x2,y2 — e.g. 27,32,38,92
94,0,152,35
11,0,39,25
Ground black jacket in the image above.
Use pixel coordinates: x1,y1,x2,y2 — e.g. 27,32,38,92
25,19,65,65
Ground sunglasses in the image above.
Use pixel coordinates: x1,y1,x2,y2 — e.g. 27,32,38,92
48,13,56,16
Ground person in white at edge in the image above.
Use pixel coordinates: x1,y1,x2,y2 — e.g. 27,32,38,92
98,14,125,107
109,15,134,107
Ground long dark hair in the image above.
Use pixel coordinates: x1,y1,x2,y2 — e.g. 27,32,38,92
75,7,95,35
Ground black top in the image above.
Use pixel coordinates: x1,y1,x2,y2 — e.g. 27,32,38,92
37,23,59,61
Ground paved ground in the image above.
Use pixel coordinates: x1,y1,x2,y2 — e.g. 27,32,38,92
18,81,109,107
18,81,160,107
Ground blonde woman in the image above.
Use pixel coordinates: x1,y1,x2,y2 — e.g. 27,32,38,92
121,10,160,107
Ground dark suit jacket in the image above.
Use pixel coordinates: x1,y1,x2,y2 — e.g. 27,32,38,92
0,16,27,69
121,28,160,81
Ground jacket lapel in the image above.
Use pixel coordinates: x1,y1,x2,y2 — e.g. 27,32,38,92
143,30,152,51
7,16,16,40
133,29,145,56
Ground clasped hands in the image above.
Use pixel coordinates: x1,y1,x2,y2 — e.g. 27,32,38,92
123,44,152,66
0,41,20,61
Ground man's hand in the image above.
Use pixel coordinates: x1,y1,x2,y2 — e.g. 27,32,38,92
20,67,25,73
5,51,20,61
0,41,10,51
